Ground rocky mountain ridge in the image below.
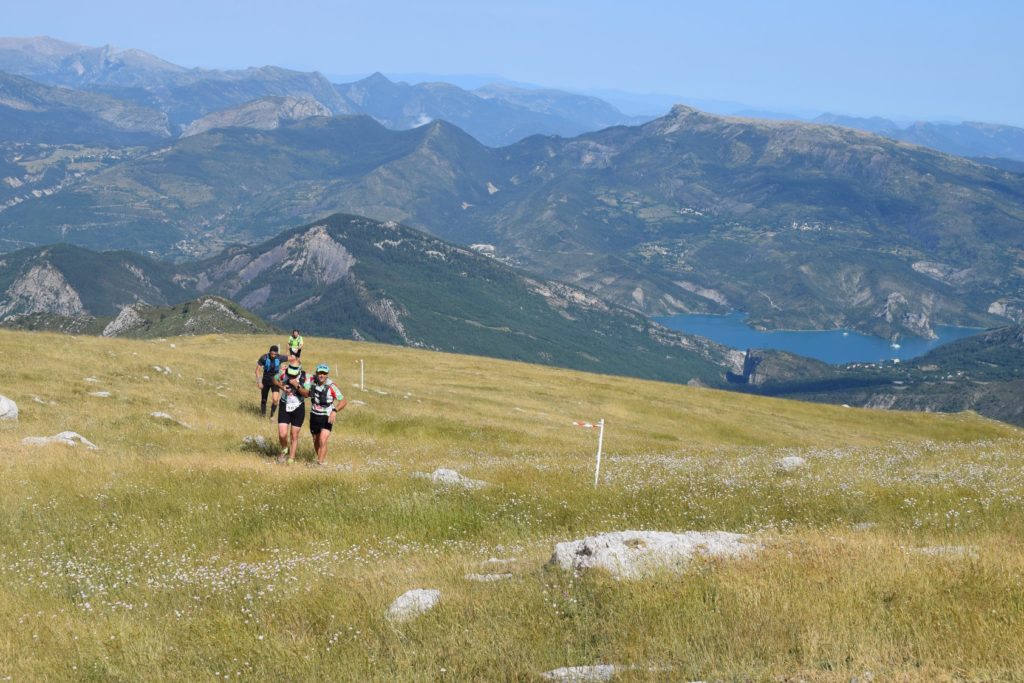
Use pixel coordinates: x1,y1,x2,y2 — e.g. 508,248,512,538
181,96,332,137
9,103,1021,340
0,214,739,384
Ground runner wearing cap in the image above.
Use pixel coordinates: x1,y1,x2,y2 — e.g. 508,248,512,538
309,363,347,466
272,354,311,464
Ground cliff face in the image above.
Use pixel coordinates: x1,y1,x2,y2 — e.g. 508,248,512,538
180,96,332,137
0,262,86,319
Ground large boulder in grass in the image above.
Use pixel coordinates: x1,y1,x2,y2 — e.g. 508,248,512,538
549,530,755,579
0,395,17,421
386,589,440,622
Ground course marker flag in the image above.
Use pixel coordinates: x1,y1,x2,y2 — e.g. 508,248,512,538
573,418,606,488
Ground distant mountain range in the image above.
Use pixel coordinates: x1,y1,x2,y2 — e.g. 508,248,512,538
813,113,1024,164
5,36,1024,161
0,213,737,383
0,70,170,144
3,105,1022,340
0,37,646,146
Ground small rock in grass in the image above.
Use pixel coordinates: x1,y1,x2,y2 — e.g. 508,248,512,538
420,468,487,489
83,377,100,383
540,665,618,682
550,530,756,579
0,395,18,421
242,434,274,455
22,431,98,450
465,573,513,582
773,456,806,472
151,412,190,428
349,399,367,406
387,589,440,622
88,391,112,398
907,545,979,560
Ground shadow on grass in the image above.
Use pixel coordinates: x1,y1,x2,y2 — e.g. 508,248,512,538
238,400,266,417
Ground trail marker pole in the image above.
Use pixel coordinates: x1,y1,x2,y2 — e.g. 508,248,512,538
573,419,606,488
358,359,365,391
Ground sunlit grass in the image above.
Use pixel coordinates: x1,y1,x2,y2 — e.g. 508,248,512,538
1,328,1023,680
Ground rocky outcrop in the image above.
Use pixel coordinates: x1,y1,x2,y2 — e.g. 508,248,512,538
731,348,835,386
873,292,936,339
281,225,356,286
102,304,147,336
181,96,332,137
0,263,86,320
549,530,756,579
988,299,1024,323
0,395,17,420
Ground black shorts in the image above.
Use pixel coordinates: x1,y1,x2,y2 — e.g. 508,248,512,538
277,402,305,428
291,348,302,358
309,412,334,434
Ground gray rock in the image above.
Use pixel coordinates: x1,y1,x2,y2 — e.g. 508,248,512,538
550,530,755,579
150,412,190,428
387,588,440,622
87,391,112,398
773,455,806,472
0,395,18,421
464,573,513,582
421,468,487,489
540,665,618,682
102,304,147,337
22,431,98,449
242,434,274,455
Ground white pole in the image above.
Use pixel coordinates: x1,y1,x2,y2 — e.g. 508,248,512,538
359,359,365,391
593,418,605,488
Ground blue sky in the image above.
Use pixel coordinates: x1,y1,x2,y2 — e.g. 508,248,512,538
5,0,1023,125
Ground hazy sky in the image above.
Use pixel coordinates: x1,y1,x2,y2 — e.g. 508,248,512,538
5,0,1023,125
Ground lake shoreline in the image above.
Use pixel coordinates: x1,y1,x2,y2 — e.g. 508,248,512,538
654,312,986,365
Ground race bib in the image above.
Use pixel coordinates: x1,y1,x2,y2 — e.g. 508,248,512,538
285,395,301,413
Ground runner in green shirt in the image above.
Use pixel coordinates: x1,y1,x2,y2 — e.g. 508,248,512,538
288,329,304,358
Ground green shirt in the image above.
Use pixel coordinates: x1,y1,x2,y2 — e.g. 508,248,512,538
288,335,303,352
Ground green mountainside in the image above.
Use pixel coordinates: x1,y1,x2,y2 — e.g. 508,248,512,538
4,295,277,338
0,243,187,318
0,215,738,384
3,107,1023,340
732,325,1024,427
188,213,735,383
0,70,170,144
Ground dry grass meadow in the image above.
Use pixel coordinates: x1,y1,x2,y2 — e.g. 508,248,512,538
1,328,1023,681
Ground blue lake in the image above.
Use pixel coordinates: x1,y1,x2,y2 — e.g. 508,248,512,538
654,312,984,365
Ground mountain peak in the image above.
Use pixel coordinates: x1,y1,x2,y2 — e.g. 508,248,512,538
364,72,394,86
667,103,702,118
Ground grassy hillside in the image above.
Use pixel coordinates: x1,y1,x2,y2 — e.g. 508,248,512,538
1,328,1023,680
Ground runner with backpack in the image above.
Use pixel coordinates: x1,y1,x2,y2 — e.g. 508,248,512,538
255,345,283,417
308,363,347,465
273,355,311,464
